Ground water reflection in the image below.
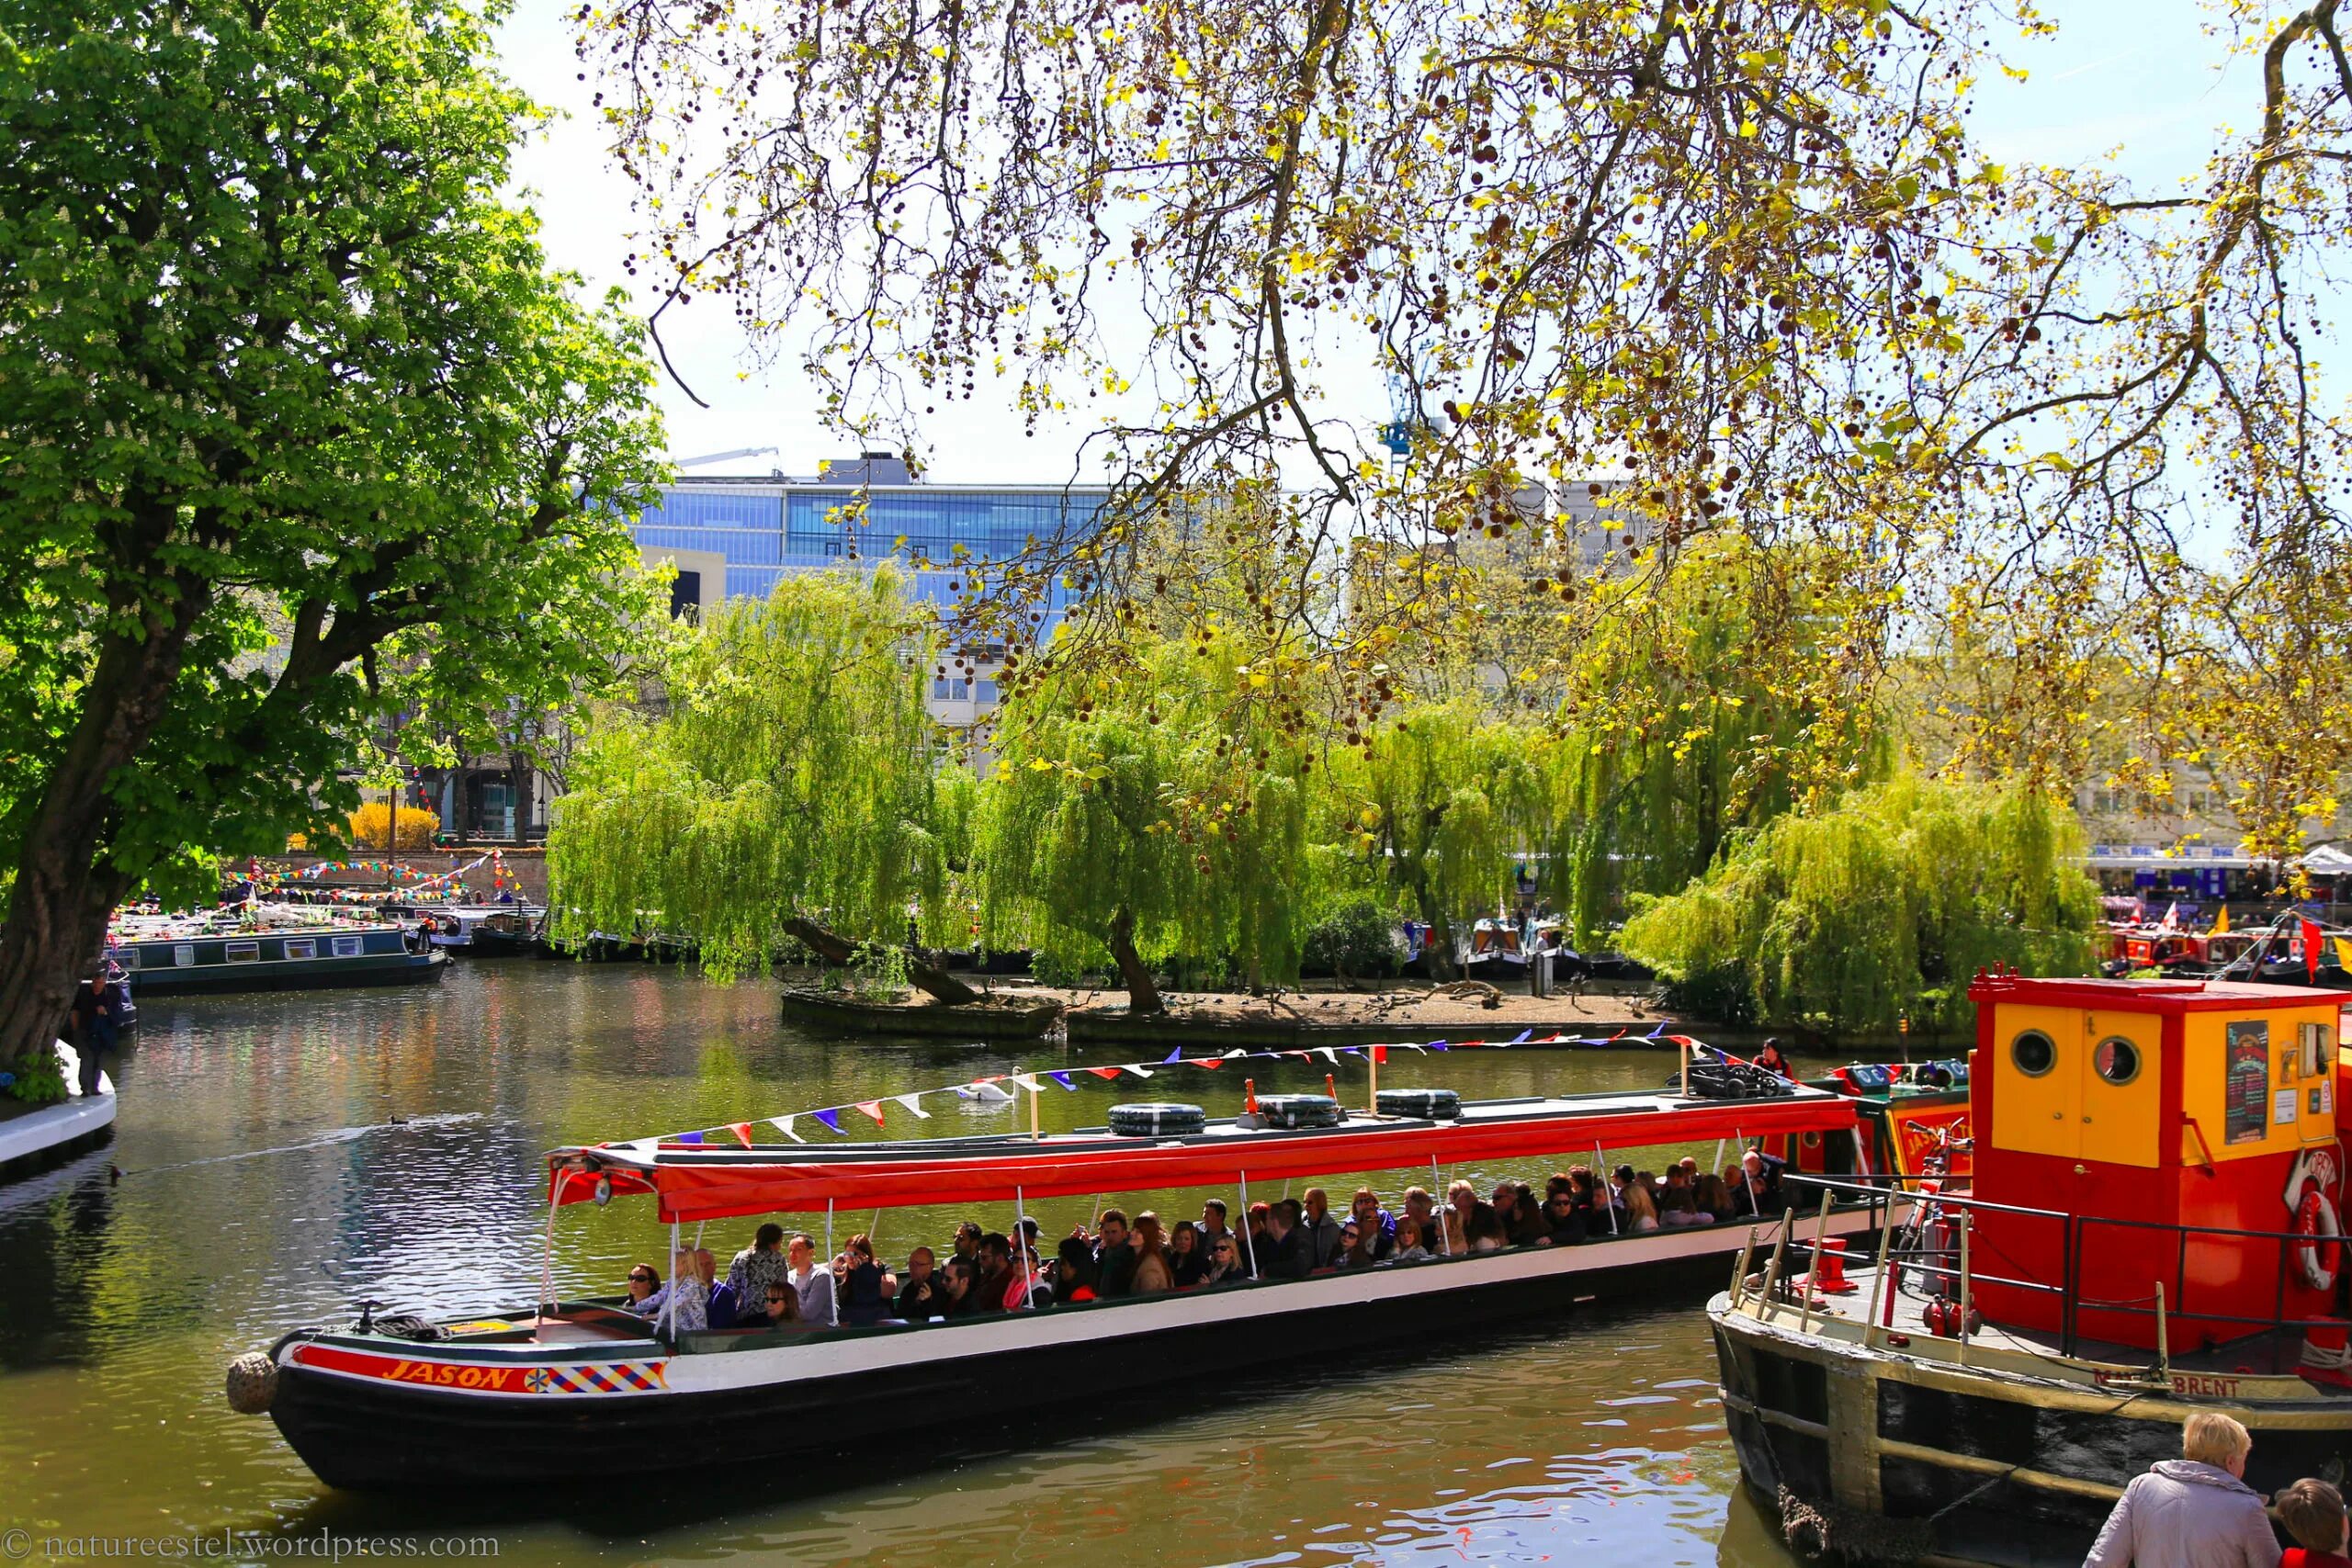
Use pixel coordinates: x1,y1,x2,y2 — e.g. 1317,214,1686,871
0,964,1807,1567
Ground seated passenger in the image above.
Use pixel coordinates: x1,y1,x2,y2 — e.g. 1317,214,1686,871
1130,1212,1175,1294
1340,1213,1387,1268
1623,1174,1661,1233
1243,1202,1272,1274
1538,1187,1589,1246
1053,1237,1100,1303
1694,1172,1736,1222
726,1223,794,1308
1350,1188,1396,1255
1091,1210,1136,1298
1495,1182,1547,1247
1733,1149,1788,1217
1198,1232,1249,1287
837,1234,888,1325
1197,1199,1236,1259
786,1233,838,1326
1168,1221,1209,1289
1262,1199,1315,1280
671,1247,715,1331
940,1256,979,1316
1448,1179,1503,1253
1390,1214,1432,1262
760,1281,803,1326
1660,1168,1713,1228
1400,1185,1442,1244
969,1233,1015,1314
1300,1188,1344,1270
895,1247,950,1319
620,1261,665,1317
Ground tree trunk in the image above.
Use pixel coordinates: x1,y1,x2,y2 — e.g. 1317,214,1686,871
780,916,981,1006
1106,904,1165,1015
0,592,205,1077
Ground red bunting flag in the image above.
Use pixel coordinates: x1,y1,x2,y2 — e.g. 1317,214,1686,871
1372,1044,1388,1065
1195,1057,1223,1069
854,1100,887,1126
1086,1066,1123,1080
729,1122,754,1149
2304,917,2325,980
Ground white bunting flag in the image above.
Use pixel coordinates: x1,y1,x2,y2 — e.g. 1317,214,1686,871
1123,1065,1155,1078
893,1093,933,1120
1317,1047,1339,1064
769,1116,804,1145
1222,1049,1247,1059
1009,1073,1044,1093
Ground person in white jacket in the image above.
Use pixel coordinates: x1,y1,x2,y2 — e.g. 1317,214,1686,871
2086,1412,2281,1568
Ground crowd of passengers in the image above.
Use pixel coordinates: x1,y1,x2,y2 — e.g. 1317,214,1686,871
618,1149,1790,1332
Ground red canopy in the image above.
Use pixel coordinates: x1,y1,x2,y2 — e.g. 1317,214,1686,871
549,1094,1856,1224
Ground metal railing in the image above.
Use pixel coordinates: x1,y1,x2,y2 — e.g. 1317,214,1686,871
1748,1174,2343,1374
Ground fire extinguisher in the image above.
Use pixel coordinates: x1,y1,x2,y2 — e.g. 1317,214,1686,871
1922,1294,1982,1338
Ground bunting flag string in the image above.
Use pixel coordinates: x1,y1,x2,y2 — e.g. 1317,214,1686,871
629,1029,1699,1150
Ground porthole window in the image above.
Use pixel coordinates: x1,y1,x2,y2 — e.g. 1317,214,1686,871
2093,1035,2142,1087
2011,1029,2056,1077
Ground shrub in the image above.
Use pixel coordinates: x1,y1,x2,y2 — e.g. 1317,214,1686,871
345,803,441,852
1303,897,1405,980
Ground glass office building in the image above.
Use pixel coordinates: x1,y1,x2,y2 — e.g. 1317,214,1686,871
632,473,1113,622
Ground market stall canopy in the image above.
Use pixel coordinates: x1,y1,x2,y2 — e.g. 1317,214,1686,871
547,1089,1860,1223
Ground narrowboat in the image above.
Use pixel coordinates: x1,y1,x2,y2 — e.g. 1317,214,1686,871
229,1059,1881,1492
1713,969,2352,1566
106,912,445,995
412,904,542,958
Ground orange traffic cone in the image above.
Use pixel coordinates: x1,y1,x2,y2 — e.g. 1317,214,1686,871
1245,1078,1260,1115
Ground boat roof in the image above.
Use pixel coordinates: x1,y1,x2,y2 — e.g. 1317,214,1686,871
548,1084,1860,1221
1967,971,2352,1013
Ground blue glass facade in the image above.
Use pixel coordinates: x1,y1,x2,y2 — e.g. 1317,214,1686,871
633,482,1107,618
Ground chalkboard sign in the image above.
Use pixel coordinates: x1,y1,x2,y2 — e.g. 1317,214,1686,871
2226,1019,2271,1145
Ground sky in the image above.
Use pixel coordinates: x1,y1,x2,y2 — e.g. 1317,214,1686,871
493,0,2267,483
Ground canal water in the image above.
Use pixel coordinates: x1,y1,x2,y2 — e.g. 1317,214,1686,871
0,964,1833,1566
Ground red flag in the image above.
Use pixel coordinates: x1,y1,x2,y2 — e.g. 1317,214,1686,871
2304,918,2325,980
1372,1044,1388,1065
854,1099,887,1126
729,1122,754,1149
1086,1066,1123,1080
1195,1057,1223,1069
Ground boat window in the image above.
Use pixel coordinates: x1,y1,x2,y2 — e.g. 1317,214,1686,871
284,939,316,961
2010,1029,2056,1077
114,948,138,971
225,940,260,964
2093,1035,2141,1087
174,944,195,967
333,935,362,957
2301,1022,2334,1078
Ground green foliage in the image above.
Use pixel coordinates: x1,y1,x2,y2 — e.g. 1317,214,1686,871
1620,775,2099,1040
548,569,963,980
2,1044,65,1106
1317,701,1544,964
978,633,1311,989
1302,897,1404,981
0,0,667,914
1539,536,1894,945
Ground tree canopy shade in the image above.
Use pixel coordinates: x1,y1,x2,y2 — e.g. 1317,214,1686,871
1618,775,2099,1040
0,0,669,1085
548,570,980,998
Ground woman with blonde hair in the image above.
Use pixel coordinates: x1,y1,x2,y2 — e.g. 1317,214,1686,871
2085,1412,2276,1568
1623,1176,1661,1234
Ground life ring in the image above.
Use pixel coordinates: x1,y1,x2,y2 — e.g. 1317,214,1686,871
2296,1182,2341,1294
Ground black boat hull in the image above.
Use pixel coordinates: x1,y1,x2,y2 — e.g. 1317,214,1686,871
1712,1301,2345,1568
265,1214,1863,1492
126,953,447,996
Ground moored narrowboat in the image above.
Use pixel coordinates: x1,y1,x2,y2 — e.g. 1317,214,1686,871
107,914,444,995
230,1062,1884,1492
1713,969,2352,1566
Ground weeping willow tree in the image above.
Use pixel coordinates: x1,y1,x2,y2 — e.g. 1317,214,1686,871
1620,775,2098,1040
978,628,1312,1013
1316,700,1546,982
1532,536,1894,946
548,569,979,999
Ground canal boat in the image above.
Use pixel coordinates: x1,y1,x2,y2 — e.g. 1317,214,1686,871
106,910,445,995
1713,969,2352,1567
412,903,542,958
231,1066,1876,1491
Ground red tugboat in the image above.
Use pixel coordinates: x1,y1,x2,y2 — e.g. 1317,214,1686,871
1713,969,2352,1566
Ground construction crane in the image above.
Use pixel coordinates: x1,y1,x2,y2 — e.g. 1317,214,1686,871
672,446,780,468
